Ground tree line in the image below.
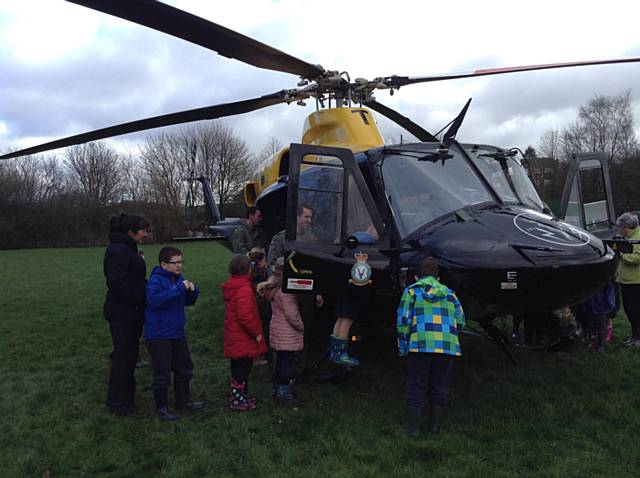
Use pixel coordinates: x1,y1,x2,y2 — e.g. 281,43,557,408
527,90,640,215
0,123,274,249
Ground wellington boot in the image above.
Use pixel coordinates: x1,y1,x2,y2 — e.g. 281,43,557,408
401,406,422,437
331,337,360,367
273,383,302,406
427,405,445,435
328,335,340,362
229,379,256,412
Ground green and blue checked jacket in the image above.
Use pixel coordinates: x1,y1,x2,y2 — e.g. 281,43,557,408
396,276,465,357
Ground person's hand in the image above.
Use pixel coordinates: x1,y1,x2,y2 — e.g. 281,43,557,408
315,294,324,307
256,334,263,343
183,280,195,291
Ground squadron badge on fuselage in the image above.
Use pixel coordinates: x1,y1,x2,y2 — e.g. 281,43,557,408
349,251,373,286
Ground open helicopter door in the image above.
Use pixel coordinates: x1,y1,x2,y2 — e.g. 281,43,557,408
282,144,390,297
559,152,616,239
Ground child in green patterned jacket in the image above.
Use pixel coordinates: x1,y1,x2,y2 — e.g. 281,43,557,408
396,257,465,437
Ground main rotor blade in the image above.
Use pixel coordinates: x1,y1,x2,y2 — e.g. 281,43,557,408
1,92,287,160
385,56,640,88
67,0,325,80
363,100,438,143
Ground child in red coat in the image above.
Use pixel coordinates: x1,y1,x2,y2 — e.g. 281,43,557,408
222,254,267,411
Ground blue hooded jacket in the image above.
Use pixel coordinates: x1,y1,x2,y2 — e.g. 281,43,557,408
144,266,199,340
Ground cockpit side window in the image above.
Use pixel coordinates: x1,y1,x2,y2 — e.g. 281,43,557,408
297,163,343,244
345,175,379,243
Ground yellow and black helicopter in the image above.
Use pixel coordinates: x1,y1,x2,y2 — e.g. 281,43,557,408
2,0,639,351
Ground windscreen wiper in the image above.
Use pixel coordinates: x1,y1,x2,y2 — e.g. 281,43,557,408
385,147,453,164
477,150,517,160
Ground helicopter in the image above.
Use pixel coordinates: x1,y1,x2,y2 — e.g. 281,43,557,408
2,0,638,343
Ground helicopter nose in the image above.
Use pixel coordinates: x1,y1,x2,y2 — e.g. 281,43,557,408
413,207,616,316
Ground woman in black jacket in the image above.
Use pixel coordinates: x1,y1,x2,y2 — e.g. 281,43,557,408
104,213,150,416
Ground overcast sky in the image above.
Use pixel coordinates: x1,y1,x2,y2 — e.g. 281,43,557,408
2,0,640,159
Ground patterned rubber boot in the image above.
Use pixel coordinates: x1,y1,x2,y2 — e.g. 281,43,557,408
229,379,254,412
332,337,360,367
328,335,340,362
274,382,301,406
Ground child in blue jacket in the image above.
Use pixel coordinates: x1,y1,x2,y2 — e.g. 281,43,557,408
145,246,203,421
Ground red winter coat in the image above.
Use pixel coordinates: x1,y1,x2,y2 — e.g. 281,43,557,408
222,275,267,359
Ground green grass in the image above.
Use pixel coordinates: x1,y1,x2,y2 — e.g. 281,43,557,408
1,242,640,477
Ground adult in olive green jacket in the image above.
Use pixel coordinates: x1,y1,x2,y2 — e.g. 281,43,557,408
615,212,640,345
231,206,266,254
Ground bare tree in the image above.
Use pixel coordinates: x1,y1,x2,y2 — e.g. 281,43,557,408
189,122,254,213
564,91,637,162
64,142,123,204
256,136,284,163
538,128,562,160
538,91,638,163
2,155,65,204
139,133,192,207
120,152,149,203
139,122,254,214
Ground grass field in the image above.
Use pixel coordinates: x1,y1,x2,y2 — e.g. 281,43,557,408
1,242,640,477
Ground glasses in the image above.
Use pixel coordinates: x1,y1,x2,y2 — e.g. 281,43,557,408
167,260,184,265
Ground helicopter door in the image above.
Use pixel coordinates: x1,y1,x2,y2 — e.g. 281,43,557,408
282,143,389,296
559,152,616,238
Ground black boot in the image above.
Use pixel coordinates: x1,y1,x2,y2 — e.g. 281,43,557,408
174,381,204,411
401,406,421,437
154,389,179,421
427,405,445,435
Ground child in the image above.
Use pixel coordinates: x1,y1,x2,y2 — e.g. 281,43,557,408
257,258,304,405
396,258,465,437
144,246,203,422
580,282,616,352
248,247,270,366
222,254,267,411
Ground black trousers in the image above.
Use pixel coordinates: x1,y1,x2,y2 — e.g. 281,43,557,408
274,351,296,385
405,352,454,408
106,320,142,413
621,284,640,339
230,357,253,383
146,338,194,391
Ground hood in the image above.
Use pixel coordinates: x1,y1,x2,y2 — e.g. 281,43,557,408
109,231,137,250
222,275,252,301
412,276,449,301
257,278,279,301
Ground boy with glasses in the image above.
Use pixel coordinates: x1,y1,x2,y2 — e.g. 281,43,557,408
144,246,203,421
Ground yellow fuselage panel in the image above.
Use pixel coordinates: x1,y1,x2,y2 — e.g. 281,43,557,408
244,147,290,206
302,107,384,152
244,107,384,206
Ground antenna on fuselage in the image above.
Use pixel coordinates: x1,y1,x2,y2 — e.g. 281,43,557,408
436,98,472,144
